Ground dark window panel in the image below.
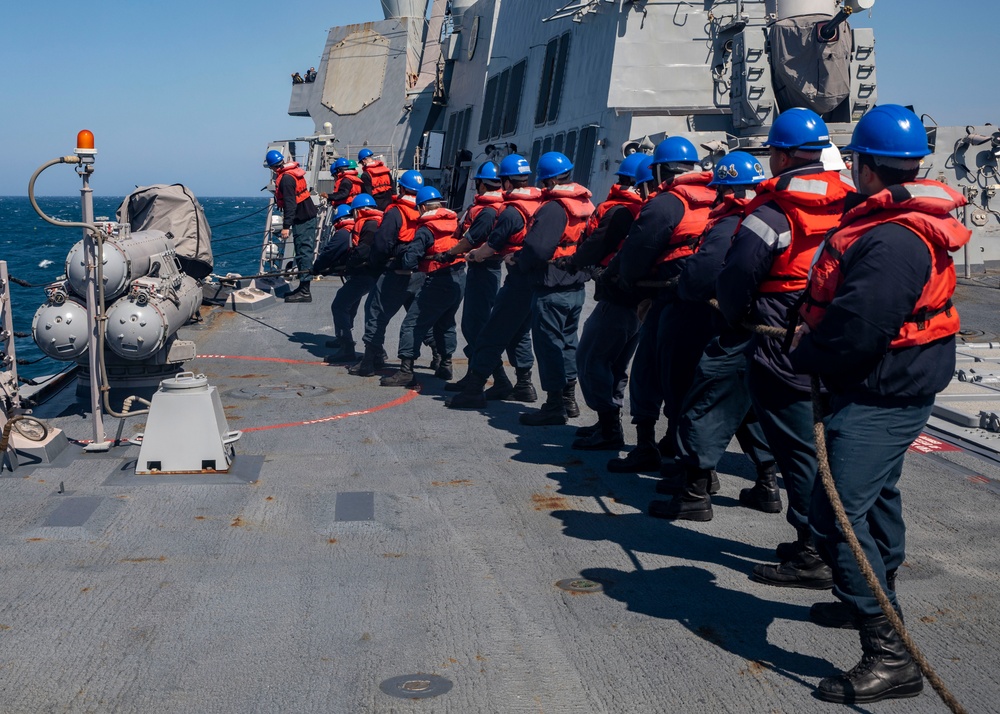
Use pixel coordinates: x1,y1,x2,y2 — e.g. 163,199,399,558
479,75,499,143
574,125,597,185
502,60,526,136
530,139,542,170
548,33,571,124
564,130,577,163
535,39,558,126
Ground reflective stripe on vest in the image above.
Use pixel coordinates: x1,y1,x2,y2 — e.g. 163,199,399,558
741,170,852,293
800,180,971,348
417,208,463,272
655,171,716,265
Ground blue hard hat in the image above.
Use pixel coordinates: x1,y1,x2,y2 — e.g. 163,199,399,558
358,148,374,161
264,149,284,168
350,193,377,210
765,108,833,150
709,151,767,186
334,204,353,220
498,154,532,178
474,161,500,181
652,137,699,166
635,155,655,185
616,152,648,179
332,157,351,173
845,105,930,158
415,186,443,206
398,170,425,193
536,152,574,181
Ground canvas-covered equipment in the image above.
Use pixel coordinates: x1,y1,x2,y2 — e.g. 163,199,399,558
769,15,852,115
116,184,214,279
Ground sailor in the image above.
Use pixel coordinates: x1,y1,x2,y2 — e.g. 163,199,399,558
358,148,396,210
349,170,427,377
440,162,506,393
790,105,970,703
264,149,318,304
380,187,466,387
606,137,715,472
312,203,355,279
559,151,648,448
447,154,543,409
646,151,777,521
325,158,364,208
291,72,304,84
325,194,384,363
305,67,317,83
508,151,594,426
715,108,852,588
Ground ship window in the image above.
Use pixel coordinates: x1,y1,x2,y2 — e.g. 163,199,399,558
445,112,459,166
553,133,565,154
479,75,499,142
490,69,510,139
535,33,571,126
501,60,526,136
459,107,472,152
530,139,542,170
574,125,597,185
542,136,553,155
564,130,577,163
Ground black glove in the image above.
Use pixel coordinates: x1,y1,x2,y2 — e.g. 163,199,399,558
553,256,577,273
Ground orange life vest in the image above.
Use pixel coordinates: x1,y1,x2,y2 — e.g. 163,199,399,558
800,180,971,348
699,193,753,247
365,161,393,196
540,183,596,260
742,170,852,294
587,185,645,267
350,208,382,247
654,171,716,265
334,217,356,243
390,195,422,244
459,191,504,237
273,162,310,210
498,186,544,257
417,208,464,273
334,171,364,207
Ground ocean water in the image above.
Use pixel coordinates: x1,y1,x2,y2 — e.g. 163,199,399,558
0,195,270,380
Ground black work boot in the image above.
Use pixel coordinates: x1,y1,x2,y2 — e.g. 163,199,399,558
648,467,714,521
739,463,782,514
428,343,442,372
562,380,580,418
434,355,453,381
484,366,514,400
811,570,898,630
572,410,625,451
375,348,388,370
444,370,471,392
817,614,923,703
284,281,312,303
324,336,357,363
655,469,719,496
519,391,567,426
575,420,600,437
348,344,379,377
508,367,538,403
446,372,488,409
607,421,660,473
752,534,834,590
380,357,417,387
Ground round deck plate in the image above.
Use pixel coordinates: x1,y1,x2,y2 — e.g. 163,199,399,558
556,578,604,594
379,674,453,699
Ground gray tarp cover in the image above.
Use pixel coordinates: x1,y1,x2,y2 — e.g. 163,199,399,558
770,14,852,116
116,184,214,279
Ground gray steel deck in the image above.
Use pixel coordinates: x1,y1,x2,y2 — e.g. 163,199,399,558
2,276,997,713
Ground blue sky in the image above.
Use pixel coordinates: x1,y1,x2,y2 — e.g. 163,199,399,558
3,0,997,197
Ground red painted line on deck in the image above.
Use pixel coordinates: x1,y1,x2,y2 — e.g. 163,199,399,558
198,353,420,432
